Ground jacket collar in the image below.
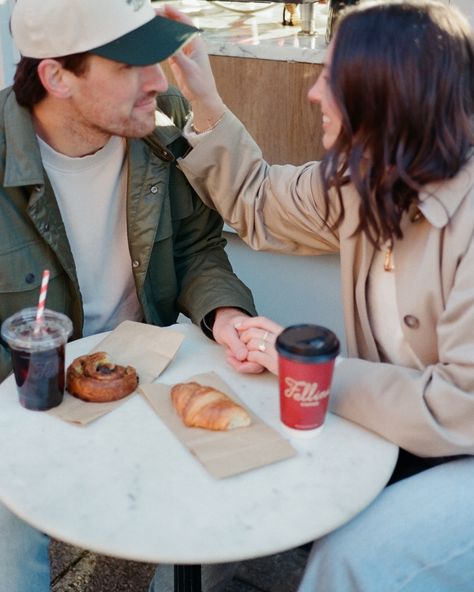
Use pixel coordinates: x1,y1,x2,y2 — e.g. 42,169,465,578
417,154,474,228
2,88,45,188
151,109,182,146
1,87,181,188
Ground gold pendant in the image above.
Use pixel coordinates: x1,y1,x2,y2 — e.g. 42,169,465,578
384,243,395,272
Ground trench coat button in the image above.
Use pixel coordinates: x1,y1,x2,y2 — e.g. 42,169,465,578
25,273,35,284
150,185,159,194
132,260,140,269
403,315,420,329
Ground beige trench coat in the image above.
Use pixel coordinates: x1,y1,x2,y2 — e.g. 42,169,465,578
179,110,474,458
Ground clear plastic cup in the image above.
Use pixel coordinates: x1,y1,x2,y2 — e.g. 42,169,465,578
1,308,73,410
276,324,340,438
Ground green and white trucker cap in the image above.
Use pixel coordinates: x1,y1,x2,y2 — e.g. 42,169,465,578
11,0,199,66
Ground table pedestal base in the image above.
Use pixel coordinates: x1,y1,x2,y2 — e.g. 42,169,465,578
174,565,201,592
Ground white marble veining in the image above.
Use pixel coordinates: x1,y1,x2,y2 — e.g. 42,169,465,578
155,0,329,63
0,323,397,563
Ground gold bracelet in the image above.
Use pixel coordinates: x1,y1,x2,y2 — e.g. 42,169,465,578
191,112,225,135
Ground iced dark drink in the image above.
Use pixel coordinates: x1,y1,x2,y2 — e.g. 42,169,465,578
276,324,340,437
1,308,72,410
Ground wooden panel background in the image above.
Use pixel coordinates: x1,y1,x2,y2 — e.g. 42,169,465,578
162,56,325,165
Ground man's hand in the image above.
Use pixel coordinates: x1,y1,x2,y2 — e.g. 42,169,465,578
234,316,283,376
212,308,266,374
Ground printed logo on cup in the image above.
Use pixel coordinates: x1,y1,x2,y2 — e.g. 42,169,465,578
283,377,331,406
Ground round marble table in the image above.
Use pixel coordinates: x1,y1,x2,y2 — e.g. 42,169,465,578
0,323,397,583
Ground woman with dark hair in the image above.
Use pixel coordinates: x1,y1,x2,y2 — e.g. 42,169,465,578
165,0,474,589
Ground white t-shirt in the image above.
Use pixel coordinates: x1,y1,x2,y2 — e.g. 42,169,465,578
38,135,142,336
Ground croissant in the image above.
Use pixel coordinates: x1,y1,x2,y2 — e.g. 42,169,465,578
66,351,138,402
171,381,251,431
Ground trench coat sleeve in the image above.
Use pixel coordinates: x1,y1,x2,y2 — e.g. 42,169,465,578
331,225,474,458
179,110,340,256
331,358,474,457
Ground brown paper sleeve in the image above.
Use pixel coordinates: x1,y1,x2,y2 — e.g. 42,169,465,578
140,371,296,478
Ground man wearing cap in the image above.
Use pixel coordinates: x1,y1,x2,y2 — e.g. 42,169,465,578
0,0,262,590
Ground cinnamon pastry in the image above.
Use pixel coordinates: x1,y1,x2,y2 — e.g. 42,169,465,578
171,381,251,431
66,352,138,402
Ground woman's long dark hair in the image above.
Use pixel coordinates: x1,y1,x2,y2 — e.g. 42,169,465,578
321,0,474,246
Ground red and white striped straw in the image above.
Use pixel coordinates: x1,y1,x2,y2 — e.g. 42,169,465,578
35,269,50,326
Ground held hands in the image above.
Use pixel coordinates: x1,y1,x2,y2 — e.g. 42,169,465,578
212,308,266,374
212,309,282,375
234,316,282,375
158,4,225,132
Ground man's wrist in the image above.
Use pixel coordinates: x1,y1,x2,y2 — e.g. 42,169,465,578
201,307,250,340
201,310,217,339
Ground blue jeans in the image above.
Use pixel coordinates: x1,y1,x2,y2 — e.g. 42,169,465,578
0,500,236,592
0,502,50,592
298,457,474,592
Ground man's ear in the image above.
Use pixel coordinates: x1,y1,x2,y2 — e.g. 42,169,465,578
36,59,73,99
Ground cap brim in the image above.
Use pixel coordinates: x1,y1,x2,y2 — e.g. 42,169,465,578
90,15,200,66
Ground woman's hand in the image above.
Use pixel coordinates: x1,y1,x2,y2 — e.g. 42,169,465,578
235,316,284,375
159,4,226,132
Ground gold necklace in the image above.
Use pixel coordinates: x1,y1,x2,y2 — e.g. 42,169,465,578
383,239,395,272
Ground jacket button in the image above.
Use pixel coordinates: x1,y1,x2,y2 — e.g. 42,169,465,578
132,260,140,268
403,315,420,329
150,185,158,194
43,223,49,231
25,273,35,284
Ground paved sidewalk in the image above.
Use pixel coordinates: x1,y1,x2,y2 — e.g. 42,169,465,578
50,540,310,592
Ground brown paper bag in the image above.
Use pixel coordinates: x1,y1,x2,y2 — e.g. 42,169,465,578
49,321,184,425
140,371,296,479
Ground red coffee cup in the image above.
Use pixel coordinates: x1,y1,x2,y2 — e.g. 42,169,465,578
276,324,340,438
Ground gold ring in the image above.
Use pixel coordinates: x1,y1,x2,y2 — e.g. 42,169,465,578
258,341,267,352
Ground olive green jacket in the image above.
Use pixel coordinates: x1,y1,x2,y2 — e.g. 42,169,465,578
0,88,256,381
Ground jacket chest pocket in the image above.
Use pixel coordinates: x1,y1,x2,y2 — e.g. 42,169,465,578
0,238,69,323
